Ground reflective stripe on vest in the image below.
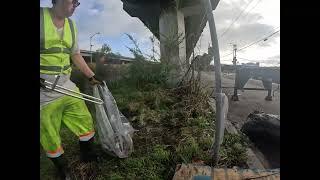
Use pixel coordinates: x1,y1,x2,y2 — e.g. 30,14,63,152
40,65,71,72
68,18,75,51
40,47,71,54
40,8,75,54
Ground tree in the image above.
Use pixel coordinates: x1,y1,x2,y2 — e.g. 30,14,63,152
96,43,112,55
125,33,145,61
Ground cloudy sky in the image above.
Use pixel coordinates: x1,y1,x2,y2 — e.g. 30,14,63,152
40,0,280,67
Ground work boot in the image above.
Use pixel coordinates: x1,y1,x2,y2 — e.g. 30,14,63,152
50,154,72,180
79,138,98,163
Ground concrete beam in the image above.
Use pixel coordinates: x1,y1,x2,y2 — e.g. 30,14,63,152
180,5,202,17
121,0,222,70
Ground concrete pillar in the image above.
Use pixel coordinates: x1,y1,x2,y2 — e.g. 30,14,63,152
159,8,186,71
177,11,186,65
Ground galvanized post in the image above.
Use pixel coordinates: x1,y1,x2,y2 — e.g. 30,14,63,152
201,0,225,166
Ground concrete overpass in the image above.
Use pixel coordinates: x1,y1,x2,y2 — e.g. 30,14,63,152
120,0,220,68
80,50,134,64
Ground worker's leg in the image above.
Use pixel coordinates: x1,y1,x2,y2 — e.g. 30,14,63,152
40,97,71,179
40,97,65,158
62,88,97,162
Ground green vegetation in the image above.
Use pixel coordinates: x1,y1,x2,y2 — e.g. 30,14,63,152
40,34,248,180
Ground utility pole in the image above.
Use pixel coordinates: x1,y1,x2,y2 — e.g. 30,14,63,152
231,44,239,101
89,32,100,63
232,44,237,66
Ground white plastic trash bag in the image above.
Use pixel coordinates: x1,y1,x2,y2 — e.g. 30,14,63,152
93,82,135,158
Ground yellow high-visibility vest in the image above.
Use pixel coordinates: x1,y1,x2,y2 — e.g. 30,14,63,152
40,7,77,74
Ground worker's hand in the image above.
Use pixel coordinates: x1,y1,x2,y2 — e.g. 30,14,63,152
89,75,103,86
40,78,46,89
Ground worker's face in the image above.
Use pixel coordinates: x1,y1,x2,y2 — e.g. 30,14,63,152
57,0,80,17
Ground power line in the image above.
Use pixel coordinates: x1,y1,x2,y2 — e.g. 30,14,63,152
221,52,233,58
221,28,280,58
221,0,264,42
218,0,256,39
233,26,279,53
241,0,263,20
237,29,280,52
247,26,280,44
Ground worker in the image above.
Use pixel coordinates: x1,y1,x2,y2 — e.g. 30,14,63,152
40,0,102,179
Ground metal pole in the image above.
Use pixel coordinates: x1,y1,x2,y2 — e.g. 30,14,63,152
90,37,93,63
234,44,237,60
89,32,100,64
232,44,237,66
232,44,239,101
43,80,104,105
201,0,224,166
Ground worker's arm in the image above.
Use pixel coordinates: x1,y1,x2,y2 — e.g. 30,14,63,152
71,53,103,85
71,53,95,79
70,27,102,85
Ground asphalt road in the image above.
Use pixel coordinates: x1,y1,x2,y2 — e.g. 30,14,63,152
201,71,280,129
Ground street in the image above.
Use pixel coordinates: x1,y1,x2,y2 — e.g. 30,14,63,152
201,71,280,129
